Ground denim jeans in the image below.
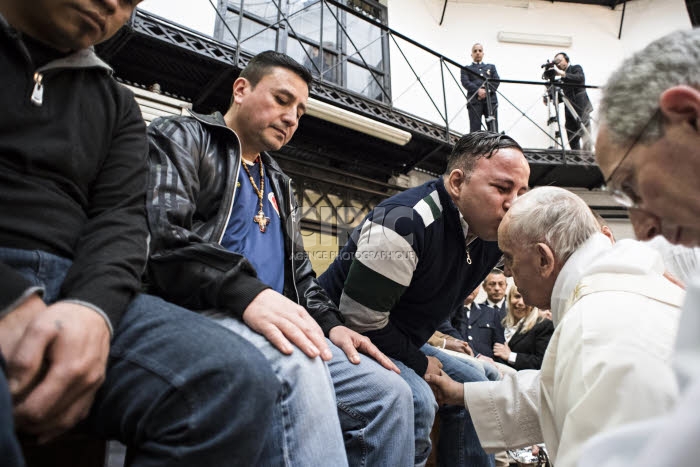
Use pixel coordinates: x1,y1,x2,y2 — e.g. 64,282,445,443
482,361,501,382
210,315,415,467
0,355,24,467
390,358,439,467
327,340,414,467
0,247,279,466
421,345,495,467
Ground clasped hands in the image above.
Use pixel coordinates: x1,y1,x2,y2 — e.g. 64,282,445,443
0,295,111,443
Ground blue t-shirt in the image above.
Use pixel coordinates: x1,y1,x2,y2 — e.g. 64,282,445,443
221,159,285,293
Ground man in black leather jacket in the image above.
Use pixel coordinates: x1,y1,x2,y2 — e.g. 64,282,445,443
145,51,417,466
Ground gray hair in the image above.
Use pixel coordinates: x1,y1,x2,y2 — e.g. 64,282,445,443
503,187,599,264
600,28,700,146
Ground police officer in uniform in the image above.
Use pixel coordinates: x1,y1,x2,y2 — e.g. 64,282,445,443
461,43,500,133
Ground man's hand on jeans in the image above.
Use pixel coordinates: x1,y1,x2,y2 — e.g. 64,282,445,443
243,289,332,361
328,326,400,374
0,298,110,443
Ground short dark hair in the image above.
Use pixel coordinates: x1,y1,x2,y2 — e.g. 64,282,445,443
240,51,313,88
556,52,570,63
444,131,523,178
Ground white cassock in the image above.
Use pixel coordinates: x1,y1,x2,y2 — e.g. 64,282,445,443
578,266,700,467
463,234,684,467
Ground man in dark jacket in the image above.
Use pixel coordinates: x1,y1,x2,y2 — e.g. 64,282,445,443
145,51,414,466
461,43,500,133
479,268,508,319
0,1,278,466
319,131,530,467
451,287,505,359
553,52,593,150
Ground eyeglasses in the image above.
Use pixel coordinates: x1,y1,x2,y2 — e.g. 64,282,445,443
601,108,660,209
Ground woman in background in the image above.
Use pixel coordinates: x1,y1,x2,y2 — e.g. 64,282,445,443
493,285,554,370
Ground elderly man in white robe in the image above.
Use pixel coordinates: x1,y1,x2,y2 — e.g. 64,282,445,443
577,28,700,467
427,186,684,467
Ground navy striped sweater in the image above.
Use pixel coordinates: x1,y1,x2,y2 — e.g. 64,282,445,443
319,178,502,375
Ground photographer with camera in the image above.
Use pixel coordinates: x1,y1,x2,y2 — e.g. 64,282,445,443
461,43,500,133
550,52,593,150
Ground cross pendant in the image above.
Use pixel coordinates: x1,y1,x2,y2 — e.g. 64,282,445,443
253,210,270,233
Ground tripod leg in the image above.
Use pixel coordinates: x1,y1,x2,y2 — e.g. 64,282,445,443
561,95,593,150
552,87,566,150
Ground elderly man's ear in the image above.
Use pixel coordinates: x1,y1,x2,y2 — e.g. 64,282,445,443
535,243,557,277
659,85,700,130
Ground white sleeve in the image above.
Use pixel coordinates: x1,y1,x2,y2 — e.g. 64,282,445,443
464,369,543,452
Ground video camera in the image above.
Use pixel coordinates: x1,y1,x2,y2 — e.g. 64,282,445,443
541,60,557,81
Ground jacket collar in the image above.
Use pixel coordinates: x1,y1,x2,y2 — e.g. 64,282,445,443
0,13,112,74
468,302,483,323
436,177,487,261
188,110,286,176
436,178,463,231
189,110,228,129
551,235,667,326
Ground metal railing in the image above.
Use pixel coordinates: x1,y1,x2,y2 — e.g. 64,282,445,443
138,0,600,153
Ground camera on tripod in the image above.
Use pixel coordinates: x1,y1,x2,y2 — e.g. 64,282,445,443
541,60,557,81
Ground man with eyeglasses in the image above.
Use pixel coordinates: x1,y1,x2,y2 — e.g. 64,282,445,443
577,28,700,467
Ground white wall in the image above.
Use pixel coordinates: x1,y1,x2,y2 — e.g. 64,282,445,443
139,0,217,35
387,0,691,147
137,0,690,150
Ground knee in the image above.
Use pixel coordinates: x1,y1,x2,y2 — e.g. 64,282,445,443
198,332,281,413
382,372,414,416
274,348,333,391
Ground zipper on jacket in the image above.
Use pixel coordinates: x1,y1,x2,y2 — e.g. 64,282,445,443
216,130,243,245
288,179,301,304
31,72,44,106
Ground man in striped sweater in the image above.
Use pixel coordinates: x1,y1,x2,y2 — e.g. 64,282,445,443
319,131,530,467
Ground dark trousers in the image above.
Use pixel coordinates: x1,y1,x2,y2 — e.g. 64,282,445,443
565,106,591,150
468,100,498,133
0,354,24,467
0,247,279,467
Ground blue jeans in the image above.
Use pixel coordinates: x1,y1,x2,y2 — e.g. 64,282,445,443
328,340,414,467
390,358,439,467
0,355,24,467
482,361,501,382
0,247,279,466
210,315,415,466
421,345,495,467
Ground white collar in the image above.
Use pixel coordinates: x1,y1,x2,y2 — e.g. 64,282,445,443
459,212,470,238
550,234,667,326
550,233,611,325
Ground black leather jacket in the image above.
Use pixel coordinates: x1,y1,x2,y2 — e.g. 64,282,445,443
145,111,343,334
